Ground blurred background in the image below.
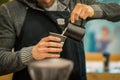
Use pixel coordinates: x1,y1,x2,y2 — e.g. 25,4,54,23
84,0,120,80
0,0,120,80
85,20,120,80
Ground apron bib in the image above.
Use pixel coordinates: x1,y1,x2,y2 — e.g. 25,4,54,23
13,8,86,80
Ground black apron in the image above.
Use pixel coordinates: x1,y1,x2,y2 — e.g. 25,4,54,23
13,8,86,80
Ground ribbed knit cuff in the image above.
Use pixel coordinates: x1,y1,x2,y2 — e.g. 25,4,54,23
20,46,35,65
90,5,103,18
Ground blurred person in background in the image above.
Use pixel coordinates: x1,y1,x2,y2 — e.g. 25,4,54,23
0,0,120,80
96,26,112,71
96,26,111,53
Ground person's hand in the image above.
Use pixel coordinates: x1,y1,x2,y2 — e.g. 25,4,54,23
70,3,94,23
32,36,63,60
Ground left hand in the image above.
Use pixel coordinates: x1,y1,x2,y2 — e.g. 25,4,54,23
32,36,62,60
70,3,94,23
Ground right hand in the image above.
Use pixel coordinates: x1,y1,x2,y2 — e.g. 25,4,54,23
32,36,63,60
70,3,94,23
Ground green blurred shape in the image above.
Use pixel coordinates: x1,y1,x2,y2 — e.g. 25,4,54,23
0,0,9,5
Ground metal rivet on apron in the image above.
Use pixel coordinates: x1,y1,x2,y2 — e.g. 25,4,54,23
57,18,65,25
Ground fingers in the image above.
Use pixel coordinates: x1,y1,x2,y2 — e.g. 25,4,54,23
79,8,88,20
38,42,63,48
41,36,61,42
32,35,63,60
32,46,62,60
70,3,94,23
71,3,82,23
37,47,62,53
32,52,60,60
43,53,60,58
37,36,63,48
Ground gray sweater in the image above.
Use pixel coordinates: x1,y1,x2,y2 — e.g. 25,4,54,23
0,0,120,75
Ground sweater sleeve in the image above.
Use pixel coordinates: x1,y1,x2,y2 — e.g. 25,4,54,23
90,2,120,21
0,3,35,76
